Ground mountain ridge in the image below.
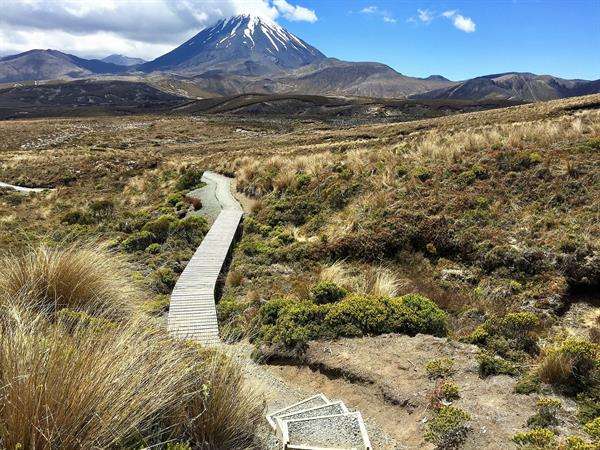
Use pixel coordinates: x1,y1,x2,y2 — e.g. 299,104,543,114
412,72,600,102
0,15,598,102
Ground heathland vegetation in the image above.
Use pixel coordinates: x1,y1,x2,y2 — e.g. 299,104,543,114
0,93,598,448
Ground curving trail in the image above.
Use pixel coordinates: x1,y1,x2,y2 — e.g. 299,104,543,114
167,171,243,344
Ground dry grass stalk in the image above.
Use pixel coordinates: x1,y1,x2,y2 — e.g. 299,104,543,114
0,243,139,317
368,267,401,298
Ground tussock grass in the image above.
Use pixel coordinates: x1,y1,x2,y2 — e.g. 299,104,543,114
0,245,264,449
368,267,401,298
0,243,138,316
0,302,193,449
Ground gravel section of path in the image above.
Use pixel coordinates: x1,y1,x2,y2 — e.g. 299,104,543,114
286,413,366,449
277,402,346,423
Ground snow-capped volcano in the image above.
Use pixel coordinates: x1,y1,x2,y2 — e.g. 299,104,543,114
140,14,325,75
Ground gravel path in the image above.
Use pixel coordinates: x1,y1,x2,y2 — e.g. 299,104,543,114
0,181,46,193
187,171,244,223
287,413,366,448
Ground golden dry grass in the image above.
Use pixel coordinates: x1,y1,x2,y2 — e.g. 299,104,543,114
0,245,264,449
0,243,139,317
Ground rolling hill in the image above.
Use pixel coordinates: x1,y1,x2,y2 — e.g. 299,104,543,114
0,50,126,84
413,72,600,102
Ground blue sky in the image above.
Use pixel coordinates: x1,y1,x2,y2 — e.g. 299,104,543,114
280,0,600,80
1,0,598,81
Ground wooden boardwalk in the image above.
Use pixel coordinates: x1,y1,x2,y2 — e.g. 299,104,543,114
168,171,243,344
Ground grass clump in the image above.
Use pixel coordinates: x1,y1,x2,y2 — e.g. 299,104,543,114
175,168,204,191
538,338,599,395
0,244,263,449
425,358,455,379
527,397,562,429
465,311,540,363
425,406,471,449
515,372,542,395
477,351,519,378
0,243,138,316
584,417,600,442
512,428,557,448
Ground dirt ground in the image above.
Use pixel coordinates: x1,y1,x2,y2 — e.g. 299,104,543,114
250,334,585,449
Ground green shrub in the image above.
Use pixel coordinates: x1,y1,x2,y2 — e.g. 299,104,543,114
146,243,161,254
584,417,600,441
324,294,390,337
88,199,115,220
62,210,94,225
538,339,599,394
528,152,543,165
425,358,455,379
142,295,170,316
467,312,541,361
527,397,562,429
457,170,476,186
515,372,542,395
471,164,488,180
564,436,596,450
441,381,460,401
153,267,177,294
513,428,557,448
176,168,204,191
171,215,209,245
464,325,489,345
217,297,248,342
257,293,448,352
425,406,471,449
387,294,449,337
142,215,177,243
263,301,326,351
122,231,156,252
310,281,348,304
166,192,184,206
477,351,519,377
587,137,600,150
577,389,600,424
217,296,246,323
165,443,191,450
413,166,432,182
258,297,293,326
500,312,540,336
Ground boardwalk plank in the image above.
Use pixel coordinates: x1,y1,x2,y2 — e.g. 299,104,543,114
167,171,242,344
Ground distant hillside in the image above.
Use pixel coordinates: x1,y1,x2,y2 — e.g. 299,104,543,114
413,72,600,102
0,79,186,119
102,54,146,66
0,50,125,83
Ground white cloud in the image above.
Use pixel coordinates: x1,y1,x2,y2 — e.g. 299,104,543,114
273,0,317,22
417,9,434,24
358,5,396,24
0,0,317,59
442,10,476,32
360,6,378,14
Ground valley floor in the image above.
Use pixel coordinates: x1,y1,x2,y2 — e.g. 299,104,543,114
0,94,599,449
